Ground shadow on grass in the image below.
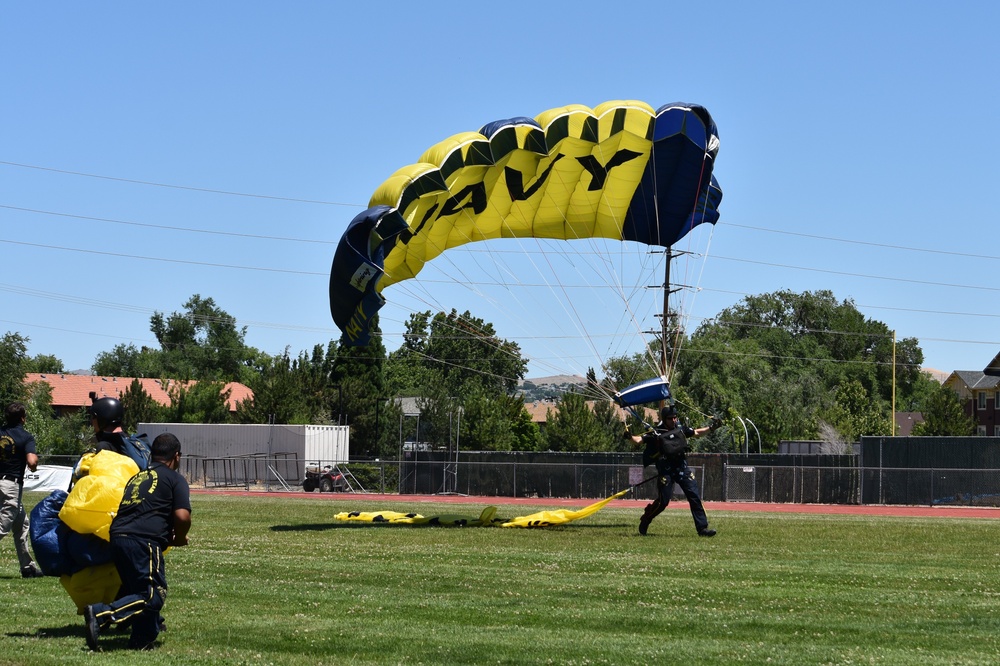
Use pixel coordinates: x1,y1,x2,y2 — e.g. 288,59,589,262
8,624,83,639
11,624,160,652
270,522,391,532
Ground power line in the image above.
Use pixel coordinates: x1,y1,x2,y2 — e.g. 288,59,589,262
0,239,326,276
723,221,1000,262
0,160,362,207
0,204,335,245
710,254,1000,293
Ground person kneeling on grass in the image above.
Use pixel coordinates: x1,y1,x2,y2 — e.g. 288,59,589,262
84,433,191,651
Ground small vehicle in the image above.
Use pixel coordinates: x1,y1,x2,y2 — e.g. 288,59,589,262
302,464,347,493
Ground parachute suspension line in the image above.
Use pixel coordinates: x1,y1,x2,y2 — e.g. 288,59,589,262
668,223,716,382
662,247,673,381
645,145,671,384
616,244,663,383
664,149,716,382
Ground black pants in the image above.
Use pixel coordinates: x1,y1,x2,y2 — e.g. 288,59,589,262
91,535,167,648
646,460,709,532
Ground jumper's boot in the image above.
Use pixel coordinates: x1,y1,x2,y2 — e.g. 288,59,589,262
638,502,663,536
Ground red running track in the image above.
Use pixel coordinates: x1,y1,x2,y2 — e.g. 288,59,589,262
194,489,1000,519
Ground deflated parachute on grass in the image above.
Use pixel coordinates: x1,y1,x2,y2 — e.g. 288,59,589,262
30,450,140,613
333,489,629,528
329,100,722,345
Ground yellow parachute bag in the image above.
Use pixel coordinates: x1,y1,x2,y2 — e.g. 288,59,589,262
60,562,122,615
59,450,139,541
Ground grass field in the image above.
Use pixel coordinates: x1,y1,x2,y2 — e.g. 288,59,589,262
1,492,999,665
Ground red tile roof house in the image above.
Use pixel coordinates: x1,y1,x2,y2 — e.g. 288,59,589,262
24,373,253,417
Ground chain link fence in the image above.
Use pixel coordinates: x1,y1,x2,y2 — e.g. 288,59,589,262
723,464,862,504
38,446,1000,507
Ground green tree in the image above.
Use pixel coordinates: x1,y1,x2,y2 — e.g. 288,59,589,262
162,381,232,424
120,379,164,432
461,388,541,451
543,393,613,452
911,385,976,436
150,295,256,381
898,371,945,412
19,379,89,458
92,343,163,378
386,312,438,396
331,331,391,458
416,380,460,450
599,352,658,395
670,289,925,450
26,353,65,374
0,331,30,406
818,379,891,442
592,399,628,452
388,309,528,397
236,348,329,425
22,379,57,451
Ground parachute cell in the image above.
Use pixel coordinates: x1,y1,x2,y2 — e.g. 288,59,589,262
329,100,722,345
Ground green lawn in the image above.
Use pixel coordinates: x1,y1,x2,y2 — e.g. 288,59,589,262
2,493,998,665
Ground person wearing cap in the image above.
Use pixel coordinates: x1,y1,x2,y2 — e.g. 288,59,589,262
631,404,721,537
84,432,191,652
0,402,44,577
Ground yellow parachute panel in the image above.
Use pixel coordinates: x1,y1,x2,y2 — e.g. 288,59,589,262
501,490,630,528
331,492,628,529
60,562,122,615
59,450,138,541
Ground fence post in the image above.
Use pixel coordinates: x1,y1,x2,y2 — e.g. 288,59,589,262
930,467,934,507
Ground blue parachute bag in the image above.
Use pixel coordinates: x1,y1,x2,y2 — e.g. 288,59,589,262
30,489,116,577
29,490,71,576
120,433,152,470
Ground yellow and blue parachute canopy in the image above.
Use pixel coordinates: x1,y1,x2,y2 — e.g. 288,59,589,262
329,100,722,345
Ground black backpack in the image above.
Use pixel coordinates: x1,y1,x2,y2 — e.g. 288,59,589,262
642,429,689,466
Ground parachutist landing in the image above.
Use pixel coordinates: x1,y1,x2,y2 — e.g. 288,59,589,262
632,405,719,537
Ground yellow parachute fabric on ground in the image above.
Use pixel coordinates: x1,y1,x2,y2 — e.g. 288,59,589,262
60,562,122,615
334,506,500,527
500,489,630,528
59,450,138,541
332,490,629,528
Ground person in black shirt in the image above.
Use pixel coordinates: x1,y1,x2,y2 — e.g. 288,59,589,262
84,433,191,651
0,402,44,578
631,405,720,537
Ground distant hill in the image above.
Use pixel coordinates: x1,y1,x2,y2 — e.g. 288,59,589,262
922,367,949,383
518,374,587,401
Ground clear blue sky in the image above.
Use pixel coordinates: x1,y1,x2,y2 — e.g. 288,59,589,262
2,2,997,382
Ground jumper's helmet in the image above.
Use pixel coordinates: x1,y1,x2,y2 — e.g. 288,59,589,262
659,405,679,422
89,396,124,430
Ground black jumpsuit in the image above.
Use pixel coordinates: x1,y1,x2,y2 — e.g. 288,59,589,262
639,424,710,534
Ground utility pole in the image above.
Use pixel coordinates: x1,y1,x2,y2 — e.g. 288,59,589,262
658,247,687,380
661,246,672,378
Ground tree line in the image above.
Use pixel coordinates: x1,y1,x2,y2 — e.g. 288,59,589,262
2,290,975,459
